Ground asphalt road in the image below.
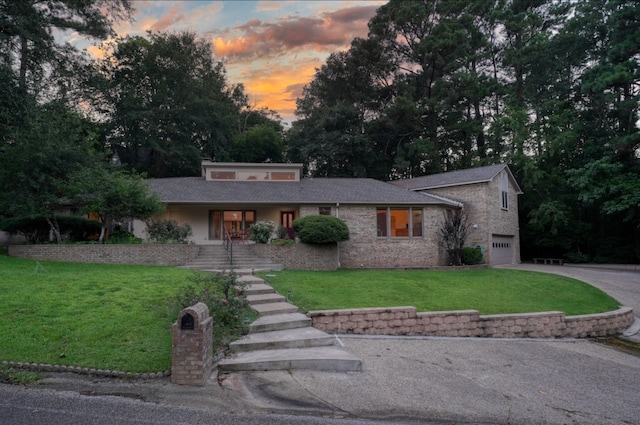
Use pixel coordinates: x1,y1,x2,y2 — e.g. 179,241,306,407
0,384,425,425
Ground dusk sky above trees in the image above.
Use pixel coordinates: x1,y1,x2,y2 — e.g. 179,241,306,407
66,0,387,123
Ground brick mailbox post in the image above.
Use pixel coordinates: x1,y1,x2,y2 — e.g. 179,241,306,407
171,302,213,386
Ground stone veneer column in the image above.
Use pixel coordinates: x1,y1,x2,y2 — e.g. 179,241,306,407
171,302,213,386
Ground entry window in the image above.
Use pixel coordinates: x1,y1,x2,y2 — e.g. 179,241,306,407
319,207,332,216
377,207,423,238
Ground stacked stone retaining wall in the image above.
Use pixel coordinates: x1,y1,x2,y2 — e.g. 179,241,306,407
8,244,199,266
308,306,633,339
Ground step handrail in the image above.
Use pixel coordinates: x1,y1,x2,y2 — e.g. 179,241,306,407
223,227,233,265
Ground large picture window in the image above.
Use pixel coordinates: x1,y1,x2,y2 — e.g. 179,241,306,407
376,207,423,238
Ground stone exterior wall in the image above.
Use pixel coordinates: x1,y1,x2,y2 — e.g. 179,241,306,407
254,243,339,270
425,170,521,265
308,306,633,339
298,205,449,269
8,244,200,266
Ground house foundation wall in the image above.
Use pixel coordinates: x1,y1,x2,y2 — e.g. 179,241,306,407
254,243,338,270
8,244,200,266
308,306,634,339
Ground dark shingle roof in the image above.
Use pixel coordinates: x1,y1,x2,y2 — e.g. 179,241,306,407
147,177,461,206
391,164,522,193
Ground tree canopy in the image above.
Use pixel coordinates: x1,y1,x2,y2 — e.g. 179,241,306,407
1,0,638,261
292,0,639,262
96,31,242,177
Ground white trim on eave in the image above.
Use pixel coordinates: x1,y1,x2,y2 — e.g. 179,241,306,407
417,192,464,208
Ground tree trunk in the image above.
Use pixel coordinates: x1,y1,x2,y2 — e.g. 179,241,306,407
46,216,62,244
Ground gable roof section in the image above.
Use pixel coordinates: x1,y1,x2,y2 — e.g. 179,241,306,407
391,164,523,193
147,177,461,207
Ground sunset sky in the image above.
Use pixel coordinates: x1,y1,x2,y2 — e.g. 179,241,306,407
76,0,388,124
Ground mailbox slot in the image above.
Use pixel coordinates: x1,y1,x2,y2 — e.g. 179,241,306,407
180,313,195,330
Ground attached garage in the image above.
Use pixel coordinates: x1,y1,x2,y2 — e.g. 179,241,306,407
491,235,515,265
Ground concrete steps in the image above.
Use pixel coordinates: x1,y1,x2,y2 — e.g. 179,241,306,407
218,277,362,373
246,293,286,305
182,244,282,272
249,313,311,333
251,302,299,316
229,327,334,352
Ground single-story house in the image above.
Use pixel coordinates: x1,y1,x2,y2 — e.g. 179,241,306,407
135,161,522,268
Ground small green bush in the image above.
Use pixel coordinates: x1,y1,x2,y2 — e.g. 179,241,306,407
145,219,192,243
250,220,275,244
276,225,288,240
461,246,483,265
166,271,256,350
106,231,142,244
292,215,349,244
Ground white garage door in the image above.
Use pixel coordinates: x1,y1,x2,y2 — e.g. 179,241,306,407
492,235,514,265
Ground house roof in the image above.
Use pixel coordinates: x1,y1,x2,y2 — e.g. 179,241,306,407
146,177,462,207
391,164,523,193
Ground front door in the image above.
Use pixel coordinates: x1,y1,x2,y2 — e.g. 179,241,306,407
280,211,295,239
209,210,256,240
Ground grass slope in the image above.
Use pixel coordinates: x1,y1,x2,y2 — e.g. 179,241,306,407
0,255,193,372
0,253,621,372
263,269,620,315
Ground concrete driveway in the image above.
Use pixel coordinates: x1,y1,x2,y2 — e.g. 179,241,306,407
498,263,640,318
224,264,640,424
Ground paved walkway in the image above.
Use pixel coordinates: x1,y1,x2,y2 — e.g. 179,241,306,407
36,264,640,425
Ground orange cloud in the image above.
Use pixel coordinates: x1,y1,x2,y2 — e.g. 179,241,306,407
211,5,379,61
149,5,185,32
212,36,256,58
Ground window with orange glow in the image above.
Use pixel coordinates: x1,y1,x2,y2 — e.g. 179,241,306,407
377,207,423,238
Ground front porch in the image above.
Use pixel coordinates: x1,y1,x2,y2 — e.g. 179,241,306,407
135,205,300,244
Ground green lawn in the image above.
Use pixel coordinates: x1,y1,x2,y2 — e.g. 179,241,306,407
262,269,620,315
0,254,621,373
0,255,193,373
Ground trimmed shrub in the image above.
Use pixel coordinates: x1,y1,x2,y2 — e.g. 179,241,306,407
461,246,483,265
0,216,50,243
292,215,349,244
249,221,275,244
0,215,101,243
106,231,142,244
145,219,192,243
